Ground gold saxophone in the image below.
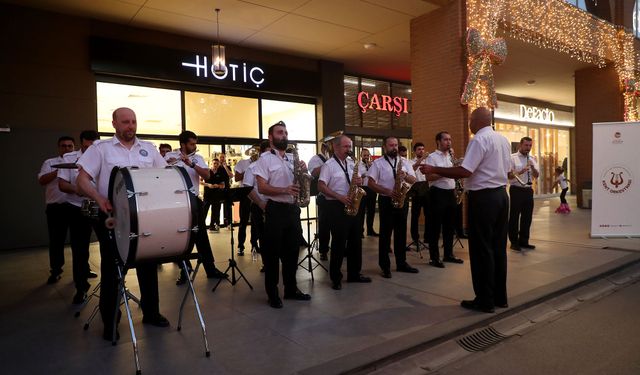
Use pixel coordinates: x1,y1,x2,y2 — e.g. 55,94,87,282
392,157,412,208
291,144,312,207
345,158,366,216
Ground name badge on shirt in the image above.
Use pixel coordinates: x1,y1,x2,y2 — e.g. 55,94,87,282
139,149,148,157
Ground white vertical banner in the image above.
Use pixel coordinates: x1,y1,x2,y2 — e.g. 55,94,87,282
591,122,640,237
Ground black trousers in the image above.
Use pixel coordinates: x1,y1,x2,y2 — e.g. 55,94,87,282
204,198,222,227
359,186,377,234
250,203,264,250
326,200,363,283
410,193,429,242
262,201,302,299
316,195,330,253
378,196,410,271
454,201,465,236
68,204,92,292
428,188,456,260
560,188,568,204
93,214,160,333
468,187,509,308
45,203,71,275
508,186,534,246
237,196,252,249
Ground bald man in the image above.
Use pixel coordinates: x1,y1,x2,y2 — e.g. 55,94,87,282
420,107,511,314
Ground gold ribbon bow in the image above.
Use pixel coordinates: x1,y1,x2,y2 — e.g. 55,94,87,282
460,28,507,109
622,78,639,121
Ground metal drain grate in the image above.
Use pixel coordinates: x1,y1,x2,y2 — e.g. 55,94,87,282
457,326,509,352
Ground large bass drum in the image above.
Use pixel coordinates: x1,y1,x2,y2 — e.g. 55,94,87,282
108,166,198,266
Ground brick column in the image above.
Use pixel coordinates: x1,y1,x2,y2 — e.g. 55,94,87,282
574,65,623,207
410,0,468,154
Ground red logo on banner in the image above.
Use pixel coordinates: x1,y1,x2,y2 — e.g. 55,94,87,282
357,91,409,117
601,166,632,194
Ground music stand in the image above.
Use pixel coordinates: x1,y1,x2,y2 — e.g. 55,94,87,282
212,186,254,292
405,181,429,259
297,202,327,281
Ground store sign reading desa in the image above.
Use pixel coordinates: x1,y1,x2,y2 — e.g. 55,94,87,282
181,55,265,88
519,104,555,123
357,91,410,117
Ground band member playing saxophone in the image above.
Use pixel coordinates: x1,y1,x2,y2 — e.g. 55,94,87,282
359,148,378,238
254,121,311,309
410,142,429,245
367,136,418,278
425,132,464,268
318,135,372,290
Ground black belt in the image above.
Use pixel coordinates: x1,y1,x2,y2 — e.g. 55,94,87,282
509,185,532,190
429,186,455,192
468,186,506,194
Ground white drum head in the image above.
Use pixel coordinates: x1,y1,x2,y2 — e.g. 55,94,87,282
111,170,133,264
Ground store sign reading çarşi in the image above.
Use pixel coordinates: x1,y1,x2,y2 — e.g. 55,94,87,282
357,91,409,117
181,55,265,88
519,105,555,124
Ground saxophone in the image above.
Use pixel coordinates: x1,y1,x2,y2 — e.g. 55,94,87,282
392,156,412,208
450,150,465,205
345,158,366,216
291,145,312,207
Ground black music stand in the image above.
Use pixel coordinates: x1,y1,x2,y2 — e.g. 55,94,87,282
297,201,327,282
405,181,429,259
212,186,254,292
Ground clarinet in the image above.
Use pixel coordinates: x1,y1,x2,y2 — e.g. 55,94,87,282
526,154,532,185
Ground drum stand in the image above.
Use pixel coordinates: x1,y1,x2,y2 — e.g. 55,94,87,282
453,233,464,249
298,203,327,281
113,257,210,374
212,200,253,292
74,281,140,331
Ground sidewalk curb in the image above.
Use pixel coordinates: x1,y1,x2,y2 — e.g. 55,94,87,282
297,252,640,375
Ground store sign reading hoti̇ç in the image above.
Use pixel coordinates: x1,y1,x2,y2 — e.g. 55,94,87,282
357,91,409,117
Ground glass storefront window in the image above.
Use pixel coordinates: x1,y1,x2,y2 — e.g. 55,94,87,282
185,92,259,138
261,99,316,141
96,82,182,135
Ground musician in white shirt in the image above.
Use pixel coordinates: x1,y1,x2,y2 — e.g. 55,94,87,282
308,141,331,259
76,107,170,340
234,150,255,255
318,135,371,290
165,131,226,283
38,136,75,284
420,107,510,314
58,130,99,303
410,142,429,245
367,136,418,278
507,137,539,251
358,148,378,237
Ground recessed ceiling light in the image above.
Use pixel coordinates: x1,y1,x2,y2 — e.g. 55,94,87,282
363,43,378,50
526,80,536,86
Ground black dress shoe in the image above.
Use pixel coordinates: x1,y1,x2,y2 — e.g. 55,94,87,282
207,269,228,279
331,282,342,290
237,248,245,256
397,264,419,273
319,253,328,261
460,299,494,313
347,275,372,283
268,297,283,309
87,270,98,279
142,313,170,327
381,270,392,278
520,243,536,249
46,274,61,284
367,231,379,237
510,244,521,251
176,274,188,285
72,291,87,304
429,260,445,268
103,329,120,342
443,256,464,264
495,302,509,308
283,290,311,301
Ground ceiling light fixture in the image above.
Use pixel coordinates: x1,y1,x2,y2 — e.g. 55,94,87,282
526,79,536,86
212,8,227,77
363,43,378,50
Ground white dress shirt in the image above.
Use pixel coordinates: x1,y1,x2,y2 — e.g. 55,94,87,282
426,150,455,190
253,151,297,204
77,136,167,198
234,158,251,182
164,150,207,192
319,156,363,200
58,150,86,207
242,162,266,203
308,154,327,175
38,156,68,204
367,155,416,195
460,126,511,191
411,156,427,182
509,152,539,188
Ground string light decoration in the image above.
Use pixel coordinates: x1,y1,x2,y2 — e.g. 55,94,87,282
465,0,640,121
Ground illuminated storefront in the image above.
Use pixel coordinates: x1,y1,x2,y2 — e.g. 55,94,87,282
494,99,573,196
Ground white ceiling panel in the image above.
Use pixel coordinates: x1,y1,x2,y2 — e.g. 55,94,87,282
260,13,370,46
